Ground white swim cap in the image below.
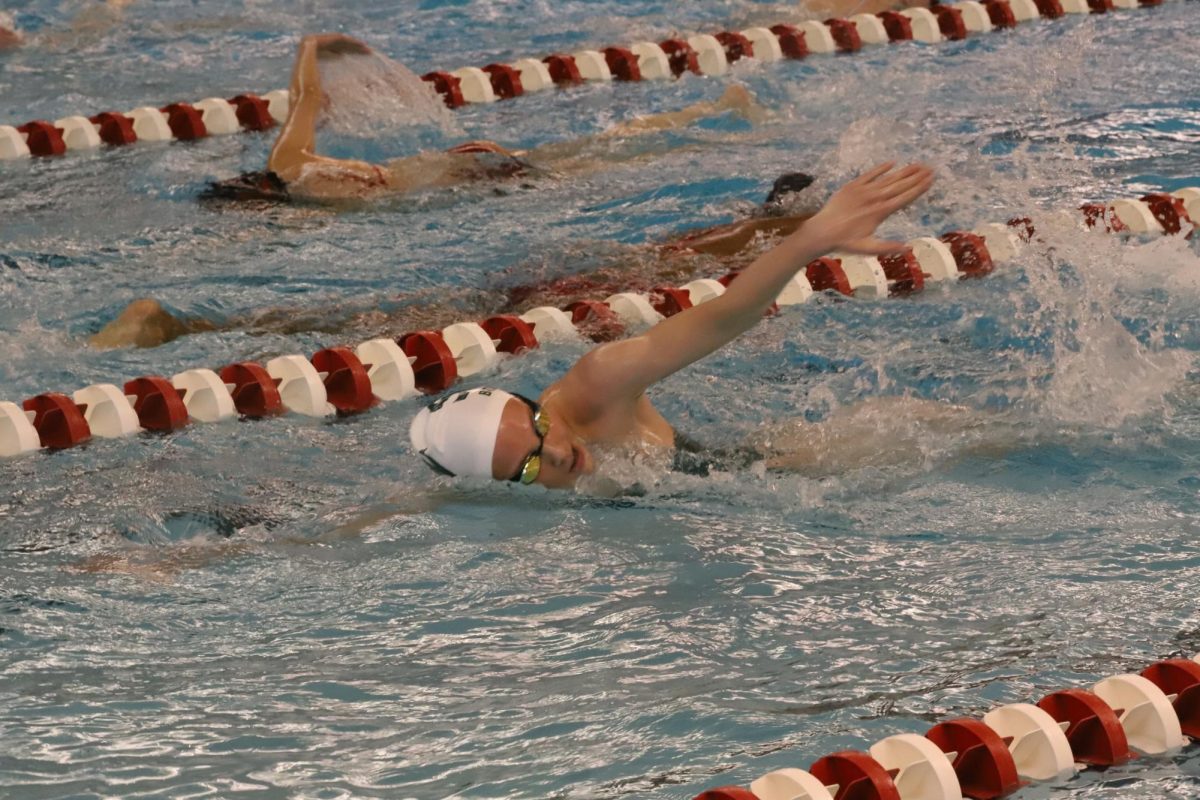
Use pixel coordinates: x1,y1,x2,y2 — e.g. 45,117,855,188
409,387,520,479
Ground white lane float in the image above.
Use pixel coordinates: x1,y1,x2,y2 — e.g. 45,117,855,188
868,733,962,800
172,368,237,423
750,768,838,800
355,338,417,401
901,7,943,42
512,58,554,91
850,13,891,43
126,107,173,141
681,278,726,305
452,67,498,102
1093,674,1185,755
71,384,141,438
982,702,1076,782
266,355,335,417
837,255,890,299
630,42,673,79
519,306,580,341
0,125,30,159
53,116,102,150
604,293,662,327
797,21,838,53
1008,0,1042,21
972,223,1021,263
263,88,290,123
908,237,960,282
193,97,242,135
1109,199,1162,234
953,1,994,31
740,27,784,60
0,401,41,457
441,322,501,377
687,34,730,74
572,49,613,81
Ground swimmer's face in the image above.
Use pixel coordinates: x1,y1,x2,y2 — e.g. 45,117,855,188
492,397,594,490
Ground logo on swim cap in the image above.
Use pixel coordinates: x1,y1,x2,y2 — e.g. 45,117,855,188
409,387,518,479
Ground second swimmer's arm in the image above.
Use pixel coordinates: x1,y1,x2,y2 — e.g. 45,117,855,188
557,163,934,418
268,33,379,184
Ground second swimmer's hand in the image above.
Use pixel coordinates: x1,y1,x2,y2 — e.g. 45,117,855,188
805,162,934,255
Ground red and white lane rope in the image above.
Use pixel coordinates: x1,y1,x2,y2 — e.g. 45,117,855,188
0,0,1176,160
694,655,1200,800
0,188,1194,458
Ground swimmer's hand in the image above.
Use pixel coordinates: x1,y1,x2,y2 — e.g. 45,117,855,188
308,33,372,57
806,162,934,255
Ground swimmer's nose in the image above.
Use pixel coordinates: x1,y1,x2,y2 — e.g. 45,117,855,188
541,438,573,470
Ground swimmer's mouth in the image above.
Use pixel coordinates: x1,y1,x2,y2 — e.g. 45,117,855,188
570,444,584,474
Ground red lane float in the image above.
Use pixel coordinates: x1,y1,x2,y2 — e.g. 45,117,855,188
980,0,1019,27
602,47,643,80
17,121,66,157
398,330,458,394
806,257,854,296
1033,0,1067,17
23,393,91,448
878,249,926,295
809,751,901,800
566,299,625,341
693,788,758,800
482,63,525,98
825,19,863,51
658,39,702,75
877,11,915,40
1141,659,1200,738
422,71,466,108
932,5,970,39
219,362,284,418
650,286,693,317
1140,193,1193,236
90,112,138,146
229,94,276,131
769,24,810,58
311,347,378,414
159,103,207,140
940,232,994,278
124,376,189,432
1036,689,1135,767
715,31,755,62
481,315,539,354
542,53,584,85
926,718,1023,800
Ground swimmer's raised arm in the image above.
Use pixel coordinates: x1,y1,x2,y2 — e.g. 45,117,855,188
555,162,934,417
268,33,382,188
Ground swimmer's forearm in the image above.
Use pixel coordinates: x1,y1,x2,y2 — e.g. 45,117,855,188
291,37,322,99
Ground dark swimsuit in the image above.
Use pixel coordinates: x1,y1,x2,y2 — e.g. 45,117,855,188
671,431,764,477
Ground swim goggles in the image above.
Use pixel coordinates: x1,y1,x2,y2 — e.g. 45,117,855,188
510,395,551,485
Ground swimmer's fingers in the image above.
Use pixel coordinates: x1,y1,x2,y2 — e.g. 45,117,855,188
873,168,934,214
838,236,910,255
852,161,896,186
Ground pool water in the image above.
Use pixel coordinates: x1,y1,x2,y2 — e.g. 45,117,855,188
3,1,1200,798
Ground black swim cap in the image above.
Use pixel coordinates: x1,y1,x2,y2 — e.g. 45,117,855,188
764,172,816,206
200,170,291,204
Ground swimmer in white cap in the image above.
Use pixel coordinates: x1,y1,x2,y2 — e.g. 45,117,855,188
411,162,939,488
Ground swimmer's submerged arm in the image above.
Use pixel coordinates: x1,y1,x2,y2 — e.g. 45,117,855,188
559,163,934,413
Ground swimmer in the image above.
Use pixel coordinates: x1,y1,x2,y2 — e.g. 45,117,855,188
0,11,21,48
207,33,766,203
409,161,942,489
90,171,822,350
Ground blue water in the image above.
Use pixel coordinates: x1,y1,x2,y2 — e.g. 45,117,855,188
3,1,1200,798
